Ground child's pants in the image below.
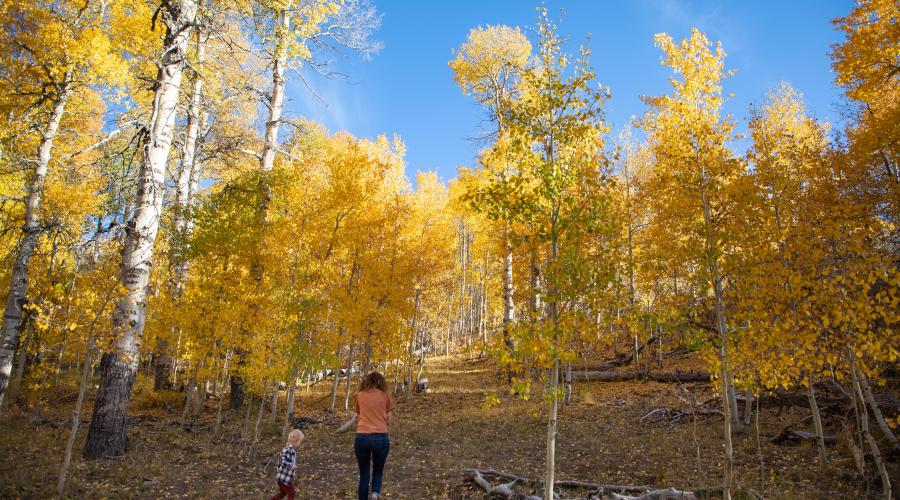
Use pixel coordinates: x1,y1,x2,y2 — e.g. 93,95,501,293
271,481,295,500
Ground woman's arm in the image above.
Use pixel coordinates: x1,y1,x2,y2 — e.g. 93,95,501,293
386,411,393,426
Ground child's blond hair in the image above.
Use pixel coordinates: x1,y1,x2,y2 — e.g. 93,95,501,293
288,429,304,445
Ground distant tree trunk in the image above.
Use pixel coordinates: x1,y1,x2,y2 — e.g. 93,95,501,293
83,0,198,459
0,73,73,407
807,381,827,469
216,355,230,433
742,390,753,429
10,313,34,400
857,367,899,448
269,382,279,424
242,395,253,440
502,229,515,376
849,352,891,499
343,346,355,411
57,288,113,496
195,377,207,418
330,343,343,411
182,372,196,421
283,366,298,440
230,374,245,410
250,383,267,456
406,290,421,395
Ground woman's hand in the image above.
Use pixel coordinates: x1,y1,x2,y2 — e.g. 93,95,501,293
386,411,393,425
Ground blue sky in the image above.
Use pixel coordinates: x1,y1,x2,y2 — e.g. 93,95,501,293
288,0,852,183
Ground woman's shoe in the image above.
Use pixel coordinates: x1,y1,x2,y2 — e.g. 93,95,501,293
368,494,379,500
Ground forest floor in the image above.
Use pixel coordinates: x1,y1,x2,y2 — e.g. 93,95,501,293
0,353,895,499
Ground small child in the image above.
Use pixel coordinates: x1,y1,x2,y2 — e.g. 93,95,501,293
271,429,304,500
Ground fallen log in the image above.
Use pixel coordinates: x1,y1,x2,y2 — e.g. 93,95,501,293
336,414,356,433
604,488,697,500
640,407,724,428
771,427,838,447
572,370,711,383
463,468,692,499
581,338,659,371
465,469,517,498
648,372,711,383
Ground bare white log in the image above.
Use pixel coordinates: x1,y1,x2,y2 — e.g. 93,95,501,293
336,414,357,433
463,468,671,499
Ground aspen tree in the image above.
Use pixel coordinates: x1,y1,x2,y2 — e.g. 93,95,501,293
467,10,612,497
451,25,530,369
640,28,741,498
84,0,199,459
0,0,134,406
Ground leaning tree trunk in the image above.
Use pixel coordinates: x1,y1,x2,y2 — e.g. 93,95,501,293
0,74,73,407
807,380,827,469
83,0,198,459
849,352,891,499
857,366,899,448
57,289,113,497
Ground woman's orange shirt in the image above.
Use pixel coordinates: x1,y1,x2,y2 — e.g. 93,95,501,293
353,389,395,434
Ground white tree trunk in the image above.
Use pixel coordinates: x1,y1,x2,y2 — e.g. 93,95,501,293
858,367,899,448
807,382,827,469
502,230,515,366
156,31,207,391
544,236,560,500
849,352,892,499
270,382,279,424
259,8,290,174
700,179,733,500
0,74,73,406
83,0,198,459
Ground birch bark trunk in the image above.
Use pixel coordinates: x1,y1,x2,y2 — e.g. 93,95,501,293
502,230,515,374
700,167,733,500
543,236,559,500
155,31,207,391
83,0,198,459
259,7,290,174
0,73,73,406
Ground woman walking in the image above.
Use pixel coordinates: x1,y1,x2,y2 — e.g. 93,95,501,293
352,371,395,500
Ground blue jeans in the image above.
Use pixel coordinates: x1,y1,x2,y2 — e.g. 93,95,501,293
354,433,389,500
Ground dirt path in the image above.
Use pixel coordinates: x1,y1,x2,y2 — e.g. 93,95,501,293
0,355,882,498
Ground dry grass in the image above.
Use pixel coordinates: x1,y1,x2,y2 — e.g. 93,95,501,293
0,355,891,499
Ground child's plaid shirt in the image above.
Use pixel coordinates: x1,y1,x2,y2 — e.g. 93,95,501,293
275,443,297,484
